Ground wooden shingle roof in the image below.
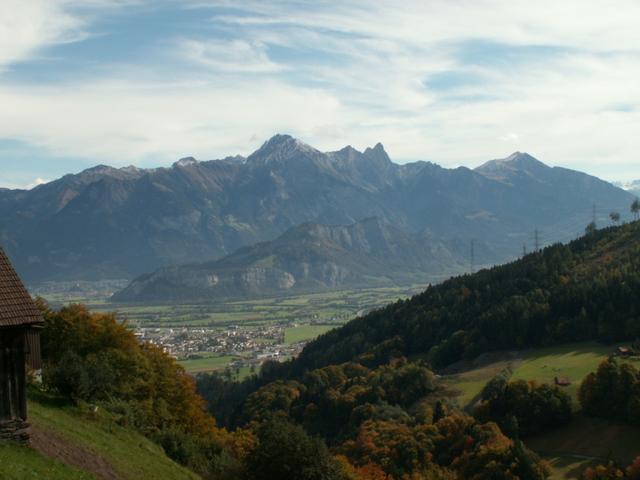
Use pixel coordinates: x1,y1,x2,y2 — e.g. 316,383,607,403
0,247,43,327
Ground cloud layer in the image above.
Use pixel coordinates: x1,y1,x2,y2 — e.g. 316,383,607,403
1,0,639,187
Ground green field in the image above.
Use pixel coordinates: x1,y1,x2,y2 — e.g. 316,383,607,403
544,455,598,480
443,342,633,408
0,442,94,480
442,341,640,479
0,393,198,480
284,324,335,344
72,285,427,328
178,354,242,374
528,415,640,468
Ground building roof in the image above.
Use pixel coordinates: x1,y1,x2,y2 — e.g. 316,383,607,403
0,247,44,327
555,376,571,386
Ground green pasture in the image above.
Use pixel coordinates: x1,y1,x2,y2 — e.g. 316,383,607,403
531,415,640,479
443,341,633,409
284,324,335,344
78,284,427,328
178,354,242,374
0,394,198,480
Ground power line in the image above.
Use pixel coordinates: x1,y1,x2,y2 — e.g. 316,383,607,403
470,239,475,274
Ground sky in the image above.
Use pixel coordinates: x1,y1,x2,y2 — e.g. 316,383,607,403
1,0,639,189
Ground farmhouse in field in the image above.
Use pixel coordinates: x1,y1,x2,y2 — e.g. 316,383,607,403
554,376,571,387
0,248,44,443
617,346,631,356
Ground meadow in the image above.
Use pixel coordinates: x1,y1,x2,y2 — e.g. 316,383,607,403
442,341,640,479
442,341,634,408
84,285,426,329
0,393,198,480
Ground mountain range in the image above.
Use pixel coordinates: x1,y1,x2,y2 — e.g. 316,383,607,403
112,217,470,302
0,134,634,285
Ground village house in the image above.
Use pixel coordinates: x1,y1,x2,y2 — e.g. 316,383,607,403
0,248,44,443
617,346,631,356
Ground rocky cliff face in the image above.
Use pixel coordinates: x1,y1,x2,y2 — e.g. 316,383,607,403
0,135,633,283
112,217,467,302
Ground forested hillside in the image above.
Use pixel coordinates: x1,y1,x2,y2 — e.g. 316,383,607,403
198,221,640,432
24,300,553,479
187,220,640,479
285,220,640,374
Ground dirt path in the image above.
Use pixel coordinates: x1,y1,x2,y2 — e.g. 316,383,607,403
30,424,120,480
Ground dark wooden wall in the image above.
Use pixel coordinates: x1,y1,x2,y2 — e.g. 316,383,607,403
0,328,27,422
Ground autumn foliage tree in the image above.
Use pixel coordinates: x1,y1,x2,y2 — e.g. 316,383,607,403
579,358,640,424
38,302,253,478
475,378,572,437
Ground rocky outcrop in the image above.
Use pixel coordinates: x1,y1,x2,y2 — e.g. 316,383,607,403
112,217,468,302
0,419,31,444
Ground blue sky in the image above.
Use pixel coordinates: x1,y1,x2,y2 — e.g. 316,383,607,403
1,0,639,188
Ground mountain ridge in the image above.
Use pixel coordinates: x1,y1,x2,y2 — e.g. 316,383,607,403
112,216,468,302
0,134,633,283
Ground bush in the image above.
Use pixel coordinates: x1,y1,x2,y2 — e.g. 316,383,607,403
246,418,346,480
475,379,572,437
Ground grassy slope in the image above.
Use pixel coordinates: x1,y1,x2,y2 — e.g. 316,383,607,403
0,442,94,480
443,341,640,479
0,395,199,480
443,341,634,408
178,354,242,374
284,324,335,344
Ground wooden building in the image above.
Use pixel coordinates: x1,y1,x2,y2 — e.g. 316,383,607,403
0,248,44,443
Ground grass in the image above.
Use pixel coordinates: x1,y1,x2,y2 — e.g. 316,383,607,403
443,341,632,409
441,341,640,479
526,415,640,466
178,354,241,374
543,455,599,480
510,342,628,403
64,285,427,328
284,324,335,344
0,442,95,480
0,393,200,480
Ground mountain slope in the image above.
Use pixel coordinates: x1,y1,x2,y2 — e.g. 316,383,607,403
112,217,468,302
0,395,199,480
282,220,640,376
0,135,633,283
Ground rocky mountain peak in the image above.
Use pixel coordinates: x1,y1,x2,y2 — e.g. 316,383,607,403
363,142,392,167
475,151,550,180
173,157,198,168
247,134,318,164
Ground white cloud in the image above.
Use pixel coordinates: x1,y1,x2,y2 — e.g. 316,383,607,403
25,177,48,189
178,38,282,73
0,79,346,163
1,0,640,183
0,0,87,70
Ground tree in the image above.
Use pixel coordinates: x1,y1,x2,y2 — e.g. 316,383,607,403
246,418,346,480
610,211,621,225
585,221,597,235
579,358,640,424
632,198,640,221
